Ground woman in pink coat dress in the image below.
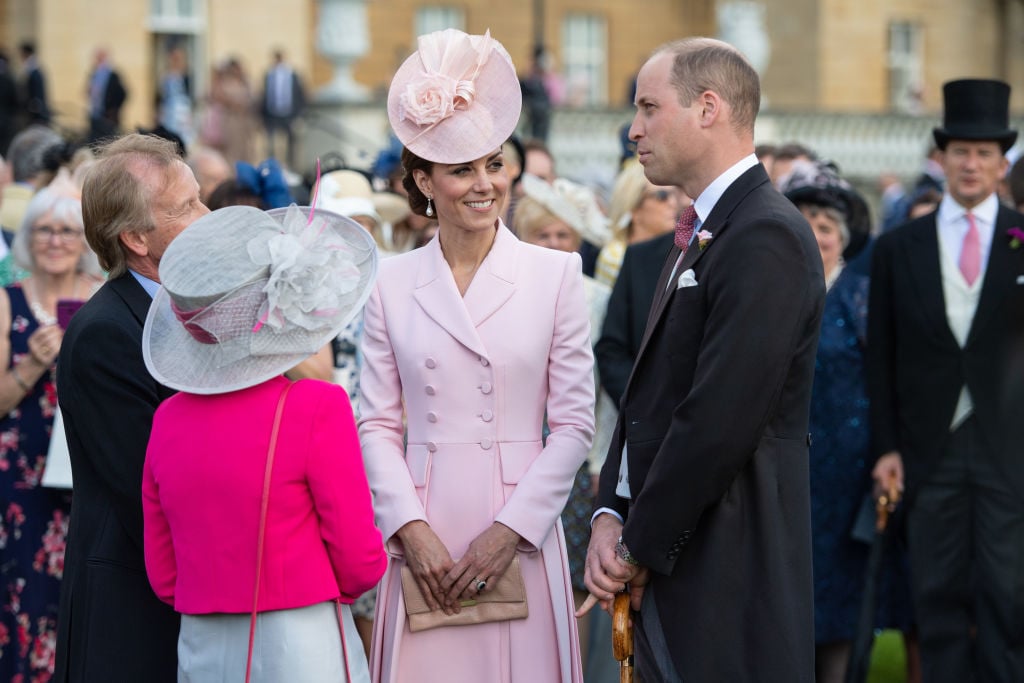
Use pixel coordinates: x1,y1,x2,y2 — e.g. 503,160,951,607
359,29,595,683
141,204,385,682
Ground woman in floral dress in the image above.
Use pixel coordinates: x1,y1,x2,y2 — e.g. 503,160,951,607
0,181,102,681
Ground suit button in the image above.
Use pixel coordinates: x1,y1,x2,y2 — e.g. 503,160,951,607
806,433,813,446
479,357,489,366
480,438,493,449
425,357,437,369
480,409,493,422
427,412,438,423
480,381,492,394
427,441,437,452
425,385,436,396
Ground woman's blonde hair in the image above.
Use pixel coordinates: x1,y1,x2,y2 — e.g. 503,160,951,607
607,160,650,241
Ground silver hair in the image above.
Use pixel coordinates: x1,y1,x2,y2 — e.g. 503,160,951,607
12,187,103,276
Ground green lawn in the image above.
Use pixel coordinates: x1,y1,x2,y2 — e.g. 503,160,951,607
868,630,908,683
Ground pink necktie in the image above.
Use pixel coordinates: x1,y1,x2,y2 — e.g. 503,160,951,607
959,212,981,286
675,205,698,253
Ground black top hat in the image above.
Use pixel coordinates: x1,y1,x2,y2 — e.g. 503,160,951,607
933,79,1018,152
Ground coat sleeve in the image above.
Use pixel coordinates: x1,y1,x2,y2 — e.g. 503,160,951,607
494,253,595,549
622,218,823,575
61,313,162,550
866,234,900,459
358,283,429,543
142,422,176,607
305,383,387,601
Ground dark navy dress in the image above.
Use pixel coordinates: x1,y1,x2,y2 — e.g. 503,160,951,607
809,269,913,643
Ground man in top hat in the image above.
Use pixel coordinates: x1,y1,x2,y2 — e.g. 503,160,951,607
868,79,1024,682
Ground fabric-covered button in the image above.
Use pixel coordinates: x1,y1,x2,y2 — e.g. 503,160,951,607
425,357,437,369
480,409,493,422
427,411,438,423
479,357,489,366
480,381,492,394
425,385,436,395
427,441,437,452
480,438,493,449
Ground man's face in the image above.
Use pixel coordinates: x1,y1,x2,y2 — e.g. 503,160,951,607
628,52,701,188
524,149,555,184
941,140,1008,210
136,160,209,278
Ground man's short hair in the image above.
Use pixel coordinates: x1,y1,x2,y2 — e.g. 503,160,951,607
657,37,761,135
81,134,182,278
7,125,62,182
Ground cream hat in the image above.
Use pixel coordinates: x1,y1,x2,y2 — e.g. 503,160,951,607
317,170,411,226
520,173,612,247
143,205,377,394
387,29,522,164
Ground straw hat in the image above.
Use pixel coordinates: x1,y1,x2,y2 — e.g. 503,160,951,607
520,173,611,247
387,29,522,164
317,169,411,226
143,204,377,394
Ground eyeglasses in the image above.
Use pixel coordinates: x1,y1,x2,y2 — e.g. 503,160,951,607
643,189,674,203
31,225,83,243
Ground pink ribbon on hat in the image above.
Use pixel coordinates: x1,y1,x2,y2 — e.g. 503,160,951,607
171,299,219,345
399,29,495,131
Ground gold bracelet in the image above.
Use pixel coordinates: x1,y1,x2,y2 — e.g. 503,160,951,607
10,365,30,393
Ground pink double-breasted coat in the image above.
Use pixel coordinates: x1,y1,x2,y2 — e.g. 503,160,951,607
359,224,595,682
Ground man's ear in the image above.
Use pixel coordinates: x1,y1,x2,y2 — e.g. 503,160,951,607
698,91,722,128
119,230,149,258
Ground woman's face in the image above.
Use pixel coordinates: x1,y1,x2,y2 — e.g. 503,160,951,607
631,185,680,237
416,150,509,234
525,219,580,253
30,209,85,276
802,206,844,274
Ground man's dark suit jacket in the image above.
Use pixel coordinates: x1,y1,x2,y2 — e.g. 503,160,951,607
22,65,49,124
54,274,178,682
867,205,1024,494
596,164,824,681
595,231,674,405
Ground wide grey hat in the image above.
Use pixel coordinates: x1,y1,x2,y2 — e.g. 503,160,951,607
143,204,377,394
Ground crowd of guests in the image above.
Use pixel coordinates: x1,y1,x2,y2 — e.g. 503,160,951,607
0,27,1018,683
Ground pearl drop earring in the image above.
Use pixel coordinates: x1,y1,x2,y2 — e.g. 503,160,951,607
425,197,434,217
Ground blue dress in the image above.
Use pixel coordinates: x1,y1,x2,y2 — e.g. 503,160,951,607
809,269,912,644
0,284,71,680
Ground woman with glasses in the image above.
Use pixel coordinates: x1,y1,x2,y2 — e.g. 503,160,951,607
595,159,684,287
0,177,102,681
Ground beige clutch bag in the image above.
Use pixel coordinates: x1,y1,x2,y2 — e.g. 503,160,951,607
400,555,528,632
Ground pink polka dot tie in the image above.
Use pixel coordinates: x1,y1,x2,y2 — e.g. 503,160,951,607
675,205,698,253
959,212,980,286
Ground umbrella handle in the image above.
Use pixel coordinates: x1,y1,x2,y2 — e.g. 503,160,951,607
875,482,901,532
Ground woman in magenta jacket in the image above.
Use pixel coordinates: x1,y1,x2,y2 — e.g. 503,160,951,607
141,204,384,682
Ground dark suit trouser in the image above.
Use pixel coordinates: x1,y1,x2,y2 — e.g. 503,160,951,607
265,115,296,167
634,581,682,683
907,416,1024,683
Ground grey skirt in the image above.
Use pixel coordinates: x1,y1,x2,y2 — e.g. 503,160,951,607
178,601,369,683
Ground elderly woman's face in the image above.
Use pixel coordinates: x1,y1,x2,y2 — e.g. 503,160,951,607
802,206,843,274
30,209,86,276
525,219,580,253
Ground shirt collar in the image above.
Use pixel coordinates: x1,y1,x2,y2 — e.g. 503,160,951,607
129,269,161,299
692,154,759,224
937,192,999,227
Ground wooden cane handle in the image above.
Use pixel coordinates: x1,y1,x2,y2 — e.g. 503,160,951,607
612,592,633,661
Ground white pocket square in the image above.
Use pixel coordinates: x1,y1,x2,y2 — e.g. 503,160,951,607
1017,275,1024,285
676,269,699,289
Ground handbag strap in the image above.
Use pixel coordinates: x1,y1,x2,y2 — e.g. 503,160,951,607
245,381,293,683
244,381,353,682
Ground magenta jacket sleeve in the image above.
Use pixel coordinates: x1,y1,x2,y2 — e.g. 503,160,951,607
142,443,176,606
306,384,387,600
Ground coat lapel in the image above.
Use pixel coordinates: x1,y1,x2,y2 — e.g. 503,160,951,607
967,207,1015,345
903,217,959,347
412,227,517,360
108,272,156,325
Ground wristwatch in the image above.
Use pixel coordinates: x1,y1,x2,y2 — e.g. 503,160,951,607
615,536,640,566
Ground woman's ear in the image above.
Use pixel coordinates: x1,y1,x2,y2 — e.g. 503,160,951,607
412,169,432,199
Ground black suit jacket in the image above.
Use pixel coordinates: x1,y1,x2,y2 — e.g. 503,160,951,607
54,274,178,682
596,164,823,681
867,205,1024,493
22,65,49,124
595,231,674,405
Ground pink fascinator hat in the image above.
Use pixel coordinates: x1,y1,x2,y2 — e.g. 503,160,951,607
388,29,522,164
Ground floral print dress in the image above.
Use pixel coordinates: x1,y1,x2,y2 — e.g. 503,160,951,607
0,284,70,681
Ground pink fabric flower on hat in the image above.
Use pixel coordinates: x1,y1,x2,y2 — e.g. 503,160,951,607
398,29,493,129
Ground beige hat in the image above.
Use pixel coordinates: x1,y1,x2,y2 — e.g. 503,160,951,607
143,205,377,394
317,170,411,226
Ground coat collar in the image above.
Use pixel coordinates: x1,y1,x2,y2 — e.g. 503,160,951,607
412,222,518,358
